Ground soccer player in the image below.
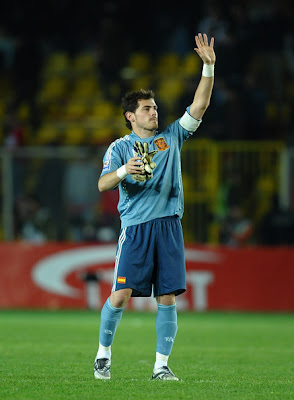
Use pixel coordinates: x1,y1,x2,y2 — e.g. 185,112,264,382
93,33,216,380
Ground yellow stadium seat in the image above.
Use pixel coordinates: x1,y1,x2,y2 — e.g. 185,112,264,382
17,102,30,121
73,52,96,74
130,75,153,92
36,124,60,145
128,52,151,72
89,126,115,145
182,52,201,77
91,101,115,119
38,77,68,102
63,125,86,145
42,52,71,76
157,78,184,107
64,101,88,120
72,76,99,97
156,53,181,77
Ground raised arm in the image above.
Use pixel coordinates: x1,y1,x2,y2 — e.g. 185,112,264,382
189,33,216,120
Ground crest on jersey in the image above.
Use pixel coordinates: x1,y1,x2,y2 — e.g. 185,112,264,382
154,137,169,151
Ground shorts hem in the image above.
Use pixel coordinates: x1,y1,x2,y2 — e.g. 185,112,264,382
112,286,186,298
113,285,151,297
154,288,186,297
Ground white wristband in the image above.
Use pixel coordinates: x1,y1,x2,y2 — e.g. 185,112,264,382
117,165,128,180
202,64,214,77
179,111,202,132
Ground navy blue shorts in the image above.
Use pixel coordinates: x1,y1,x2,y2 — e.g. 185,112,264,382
111,216,186,297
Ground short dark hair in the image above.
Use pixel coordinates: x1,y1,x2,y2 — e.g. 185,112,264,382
121,89,155,130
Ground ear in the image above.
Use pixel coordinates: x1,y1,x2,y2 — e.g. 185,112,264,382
125,111,135,123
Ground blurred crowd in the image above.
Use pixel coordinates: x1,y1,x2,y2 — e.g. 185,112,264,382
0,0,294,244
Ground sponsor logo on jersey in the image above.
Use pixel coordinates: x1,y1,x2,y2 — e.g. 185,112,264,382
102,159,111,171
154,137,169,151
117,276,126,284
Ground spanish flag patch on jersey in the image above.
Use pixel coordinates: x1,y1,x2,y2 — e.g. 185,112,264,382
117,276,126,284
154,137,169,151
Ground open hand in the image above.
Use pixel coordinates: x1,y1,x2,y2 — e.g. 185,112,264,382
194,33,216,65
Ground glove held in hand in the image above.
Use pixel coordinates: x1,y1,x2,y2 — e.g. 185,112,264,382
132,141,158,182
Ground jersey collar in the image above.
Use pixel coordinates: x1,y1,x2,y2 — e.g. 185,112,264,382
130,130,159,140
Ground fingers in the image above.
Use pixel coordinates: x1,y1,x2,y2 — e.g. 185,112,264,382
144,164,152,174
128,143,158,181
136,142,144,155
145,151,157,163
126,156,144,175
203,33,208,46
195,33,214,48
134,141,144,156
132,173,146,182
195,34,201,49
195,33,203,48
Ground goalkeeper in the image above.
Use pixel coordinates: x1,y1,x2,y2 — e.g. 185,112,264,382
94,33,216,381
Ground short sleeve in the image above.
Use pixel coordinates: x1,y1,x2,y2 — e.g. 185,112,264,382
179,109,202,132
167,106,202,149
100,141,123,177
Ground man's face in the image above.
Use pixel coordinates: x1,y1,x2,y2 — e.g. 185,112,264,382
132,98,158,132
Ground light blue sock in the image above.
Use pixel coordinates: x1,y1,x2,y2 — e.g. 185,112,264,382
155,303,178,356
99,297,124,347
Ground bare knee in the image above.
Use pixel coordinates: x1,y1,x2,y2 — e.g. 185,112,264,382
110,289,132,308
156,293,176,306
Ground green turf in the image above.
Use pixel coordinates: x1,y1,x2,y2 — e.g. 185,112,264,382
0,310,293,400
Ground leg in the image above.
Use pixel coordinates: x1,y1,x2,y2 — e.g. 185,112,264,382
152,293,179,380
110,288,132,308
97,288,132,351
98,288,132,350
94,221,156,380
94,289,132,380
155,293,177,360
156,293,176,306
150,217,186,380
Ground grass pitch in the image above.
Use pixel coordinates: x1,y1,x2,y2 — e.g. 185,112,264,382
0,310,293,400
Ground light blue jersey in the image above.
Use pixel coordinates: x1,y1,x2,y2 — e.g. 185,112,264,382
100,108,201,228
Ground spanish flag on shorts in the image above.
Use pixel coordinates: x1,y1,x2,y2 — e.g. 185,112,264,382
117,276,126,284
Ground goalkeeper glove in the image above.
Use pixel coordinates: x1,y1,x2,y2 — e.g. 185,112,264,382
132,141,158,182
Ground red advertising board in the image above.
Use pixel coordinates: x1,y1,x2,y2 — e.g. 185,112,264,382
0,242,293,311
